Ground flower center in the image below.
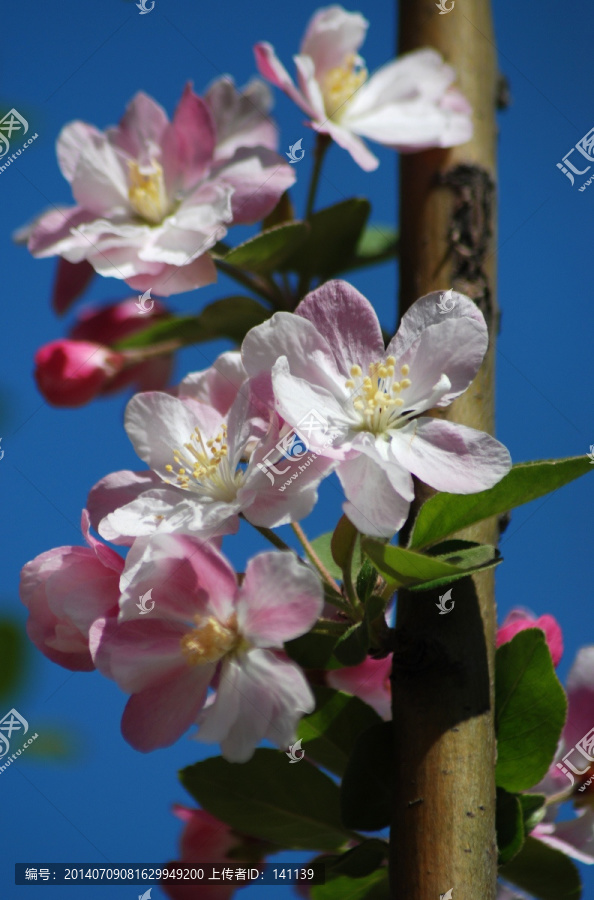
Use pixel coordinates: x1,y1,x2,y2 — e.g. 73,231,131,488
345,357,412,435
180,615,241,666
128,159,169,224
164,424,244,501
321,53,368,119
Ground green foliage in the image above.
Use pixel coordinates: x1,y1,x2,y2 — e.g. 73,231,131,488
297,686,383,777
409,456,594,549
0,620,27,700
281,199,370,279
114,296,269,350
222,222,309,274
312,868,389,900
496,788,524,865
362,537,500,591
495,630,567,792
181,748,354,851
342,225,399,272
499,836,582,900
340,722,393,831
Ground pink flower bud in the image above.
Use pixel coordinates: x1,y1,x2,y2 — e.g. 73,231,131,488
496,608,563,667
34,339,125,407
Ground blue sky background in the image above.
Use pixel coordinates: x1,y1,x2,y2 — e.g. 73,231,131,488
1,0,593,897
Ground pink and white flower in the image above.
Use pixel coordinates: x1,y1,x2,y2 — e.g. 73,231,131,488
19,511,122,670
255,5,472,171
96,537,323,761
497,608,563,667
88,377,334,544
21,81,294,296
242,279,511,537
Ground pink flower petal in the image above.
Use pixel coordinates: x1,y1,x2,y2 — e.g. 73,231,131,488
390,418,511,494
121,663,212,752
296,280,384,377
238,551,323,646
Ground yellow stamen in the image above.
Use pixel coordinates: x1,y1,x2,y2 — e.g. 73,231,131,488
128,159,169,224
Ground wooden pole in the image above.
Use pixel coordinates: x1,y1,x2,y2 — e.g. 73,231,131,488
390,1,500,897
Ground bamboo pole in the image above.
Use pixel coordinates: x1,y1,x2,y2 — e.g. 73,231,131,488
390,1,500,897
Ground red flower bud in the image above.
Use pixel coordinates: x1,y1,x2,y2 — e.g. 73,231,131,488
34,339,125,407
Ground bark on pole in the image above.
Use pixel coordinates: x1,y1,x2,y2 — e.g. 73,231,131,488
390,1,500,898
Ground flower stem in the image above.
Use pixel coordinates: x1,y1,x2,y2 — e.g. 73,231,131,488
290,522,341,594
305,133,331,220
214,259,285,309
248,521,292,552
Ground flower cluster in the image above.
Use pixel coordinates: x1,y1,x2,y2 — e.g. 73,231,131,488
19,8,581,900
21,277,510,764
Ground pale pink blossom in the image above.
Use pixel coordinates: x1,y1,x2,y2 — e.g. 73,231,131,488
21,81,293,296
87,378,333,544
243,279,511,537
95,537,323,761
497,608,563,667
19,511,122,670
255,5,472,171
328,654,391,719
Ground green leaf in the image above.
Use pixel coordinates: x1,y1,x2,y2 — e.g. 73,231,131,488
0,620,27,700
496,788,524,865
340,722,393,831
325,839,388,879
114,296,269,350
519,793,547,832
262,191,294,230
282,199,370,278
495,630,567,792
331,515,358,571
342,225,399,273
407,540,502,591
285,629,342,669
356,559,378,604
298,687,383,777
312,869,389,900
362,538,499,591
409,456,594,550
223,222,309,274
181,748,353,851
499,836,582,900
333,622,369,666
